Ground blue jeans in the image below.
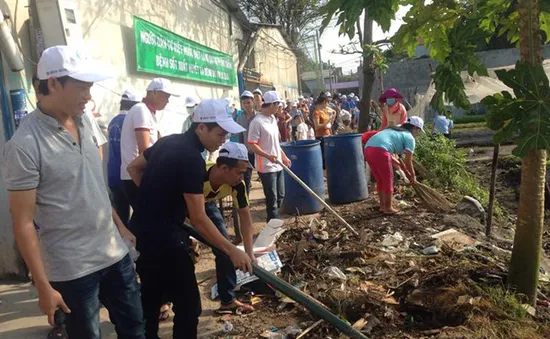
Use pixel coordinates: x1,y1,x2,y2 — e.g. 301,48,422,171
259,171,285,222
205,201,237,305
50,254,145,339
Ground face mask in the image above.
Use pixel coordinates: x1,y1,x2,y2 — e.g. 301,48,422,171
386,98,396,105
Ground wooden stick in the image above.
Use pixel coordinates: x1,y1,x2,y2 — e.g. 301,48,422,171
486,144,500,237
277,160,359,237
296,319,324,339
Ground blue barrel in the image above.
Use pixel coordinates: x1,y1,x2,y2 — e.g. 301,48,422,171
324,134,368,204
281,140,325,215
10,89,27,128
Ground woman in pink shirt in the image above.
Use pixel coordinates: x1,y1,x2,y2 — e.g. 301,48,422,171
378,88,407,129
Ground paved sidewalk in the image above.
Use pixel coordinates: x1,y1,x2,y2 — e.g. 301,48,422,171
0,176,298,338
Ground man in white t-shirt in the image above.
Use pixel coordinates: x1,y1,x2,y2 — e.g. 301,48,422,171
120,78,179,208
247,91,292,222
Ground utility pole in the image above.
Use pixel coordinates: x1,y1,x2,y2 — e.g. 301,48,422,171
316,31,324,95
328,60,333,92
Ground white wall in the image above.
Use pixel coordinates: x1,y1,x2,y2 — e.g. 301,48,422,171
0,0,246,278
253,27,299,100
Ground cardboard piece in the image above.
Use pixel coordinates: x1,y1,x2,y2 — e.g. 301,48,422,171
211,250,283,299
431,228,480,251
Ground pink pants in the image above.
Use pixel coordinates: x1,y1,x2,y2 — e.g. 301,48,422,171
365,147,394,194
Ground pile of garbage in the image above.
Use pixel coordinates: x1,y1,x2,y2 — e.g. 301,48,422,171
221,196,550,339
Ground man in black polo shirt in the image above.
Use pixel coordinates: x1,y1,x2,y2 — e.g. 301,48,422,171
127,99,252,339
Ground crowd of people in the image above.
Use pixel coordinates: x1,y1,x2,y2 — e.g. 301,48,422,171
0,45,452,339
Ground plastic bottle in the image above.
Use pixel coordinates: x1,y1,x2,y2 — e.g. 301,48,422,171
123,237,140,261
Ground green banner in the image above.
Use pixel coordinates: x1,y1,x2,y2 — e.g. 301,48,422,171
133,16,237,87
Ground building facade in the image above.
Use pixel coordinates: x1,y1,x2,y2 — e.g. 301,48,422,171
0,0,298,278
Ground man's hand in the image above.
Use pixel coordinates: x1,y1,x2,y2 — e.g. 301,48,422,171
228,246,253,273
37,285,71,326
282,157,292,168
119,226,137,247
266,154,278,163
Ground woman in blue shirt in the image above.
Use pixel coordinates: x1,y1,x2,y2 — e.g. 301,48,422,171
365,116,424,214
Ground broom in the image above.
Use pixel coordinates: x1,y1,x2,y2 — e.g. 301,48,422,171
397,161,454,213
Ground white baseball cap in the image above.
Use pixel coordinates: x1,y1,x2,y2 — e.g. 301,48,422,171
146,78,180,96
193,99,245,134
185,96,200,107
253,88,263,95
263,90,283,104
406,116,425,131
291,101,298,107
298,95,304,100
240,90,254,99
121,89,142,102
37,45,110,82
218,142,253,167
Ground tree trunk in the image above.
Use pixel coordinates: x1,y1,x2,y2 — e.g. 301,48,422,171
508,150,546,303
507,0,544,304
359,13,374,133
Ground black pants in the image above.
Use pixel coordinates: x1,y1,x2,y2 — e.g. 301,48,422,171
243,152,255,194
109,185,130,227
136,245,201,339
123,180,139,210
316,137,326,169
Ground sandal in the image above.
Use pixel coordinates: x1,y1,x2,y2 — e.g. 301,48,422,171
216,301,255,315
159,304,171,321
47,326,68,339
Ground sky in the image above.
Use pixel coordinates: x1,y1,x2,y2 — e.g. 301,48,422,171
312,6,411,74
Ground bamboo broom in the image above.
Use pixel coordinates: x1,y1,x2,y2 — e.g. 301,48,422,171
398,161,454,213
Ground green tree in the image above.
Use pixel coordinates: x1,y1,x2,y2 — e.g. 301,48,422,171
238,0,323,73
393,0,550,304
320,0,399,132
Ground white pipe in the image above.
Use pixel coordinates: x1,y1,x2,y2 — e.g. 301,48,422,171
0,9,25,72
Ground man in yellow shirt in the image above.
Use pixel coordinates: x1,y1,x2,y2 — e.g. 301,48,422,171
202,142,256,313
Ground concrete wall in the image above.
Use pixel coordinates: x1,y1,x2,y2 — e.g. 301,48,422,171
253,27,299,100
367,44,550,109
0,0,248,278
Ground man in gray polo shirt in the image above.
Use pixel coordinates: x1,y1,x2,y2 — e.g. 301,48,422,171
236,90,258,194
1,45,145,339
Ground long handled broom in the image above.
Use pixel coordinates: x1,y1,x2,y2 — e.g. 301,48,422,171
398,161,454,213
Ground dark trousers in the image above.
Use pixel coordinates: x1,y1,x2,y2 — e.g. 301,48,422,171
291,126,298,141
204,201,237,305
50,255,145,339
243,152,255,195
316,137,326,169
123,180,139,210
259,170,285,222
110,185,130,227
136,245,201,339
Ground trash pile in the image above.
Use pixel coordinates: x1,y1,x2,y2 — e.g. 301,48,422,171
223,197,550,338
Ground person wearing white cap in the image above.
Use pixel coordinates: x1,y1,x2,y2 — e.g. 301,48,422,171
289,101,302,141
181,96,201,134
235,90,258,193
1,45,145,338
199,142,256,313
126,99,251,339
252,88,263,111
247,90,292,222
364,116,424,215
107,89,143,228
120,77,179,209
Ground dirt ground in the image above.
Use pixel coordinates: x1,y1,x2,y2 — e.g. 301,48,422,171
215,152,550,339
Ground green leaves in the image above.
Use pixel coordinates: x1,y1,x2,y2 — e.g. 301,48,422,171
320,0,400,39
482,62,550,158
